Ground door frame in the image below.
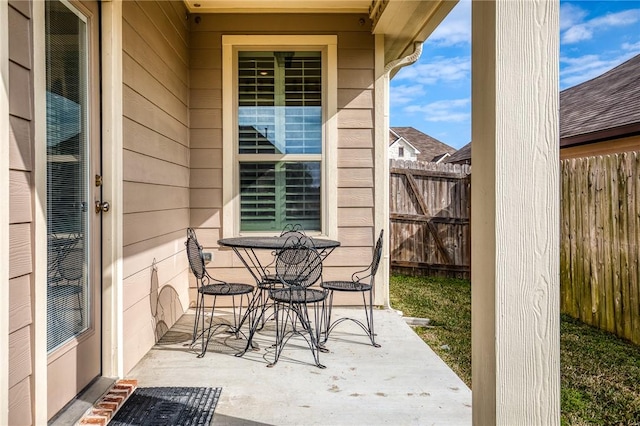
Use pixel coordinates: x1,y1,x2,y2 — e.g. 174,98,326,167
0,1,10,425
99,0,124,381
44,0,102,418
32,0,124,421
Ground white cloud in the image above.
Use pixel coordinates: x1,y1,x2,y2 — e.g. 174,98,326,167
395,56,470,86
562,8,640,44
560,3,588,31
562,24,593,44
404,98,470,123
391,84,426,106
622,40,640,54
560,53,639,88
427,0,471,46
591,9,640,27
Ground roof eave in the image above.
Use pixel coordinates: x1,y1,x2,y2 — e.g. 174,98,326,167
370,0,458,63
560,123,640,148
183,0,371,14
182,1,458,67
390,137,421,154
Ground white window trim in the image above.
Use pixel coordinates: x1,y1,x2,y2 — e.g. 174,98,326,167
222,35,338,239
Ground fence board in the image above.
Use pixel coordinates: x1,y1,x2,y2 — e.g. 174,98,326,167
560,161,573,316
592,157,603,327
389,160,471,279
561,151,640,345
619,154,630,338
631,154,640,343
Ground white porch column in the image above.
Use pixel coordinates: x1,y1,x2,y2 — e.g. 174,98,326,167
471,1,560,424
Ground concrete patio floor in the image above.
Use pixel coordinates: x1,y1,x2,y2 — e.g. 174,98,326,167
125,307,472,425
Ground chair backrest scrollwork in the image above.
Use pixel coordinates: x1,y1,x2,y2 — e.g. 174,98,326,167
276,243,323,289
370,229,384,277
186,228,206,280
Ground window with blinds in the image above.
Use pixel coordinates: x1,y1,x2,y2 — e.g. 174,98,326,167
46,0,90,352
238,51,322,232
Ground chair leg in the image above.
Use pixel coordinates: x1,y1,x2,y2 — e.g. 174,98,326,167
320,290,335,345
302,301,325,368
268,300,325,369
230,292,253,340
192,292,204,344
256,287,272,330
267,301,285,367
363,289,380,348
323,289,380,348
197,295,219,358
235,290,265,357
76,292,84,325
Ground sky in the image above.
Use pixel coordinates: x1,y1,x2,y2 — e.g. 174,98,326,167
389,0,640,150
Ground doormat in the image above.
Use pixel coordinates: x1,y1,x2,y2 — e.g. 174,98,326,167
109,387,222,426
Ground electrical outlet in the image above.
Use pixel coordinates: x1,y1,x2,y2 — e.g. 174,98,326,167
202,252,212,263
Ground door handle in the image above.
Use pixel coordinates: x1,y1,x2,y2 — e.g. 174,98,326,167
95,201,110,213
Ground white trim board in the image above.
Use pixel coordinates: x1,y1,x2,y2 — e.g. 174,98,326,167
0,1,11,423
222,35,338,239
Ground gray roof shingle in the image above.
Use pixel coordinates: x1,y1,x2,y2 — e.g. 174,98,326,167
389,127,456,162
445,142,471,164
560,53,640,145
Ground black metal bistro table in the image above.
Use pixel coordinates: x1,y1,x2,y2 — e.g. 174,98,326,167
218,236,340,357
218,236,340,284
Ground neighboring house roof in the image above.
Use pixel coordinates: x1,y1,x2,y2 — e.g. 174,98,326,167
560,53,640,147
431,152,451,163
446,142,471,164
389,127,456,162
389,133,421,156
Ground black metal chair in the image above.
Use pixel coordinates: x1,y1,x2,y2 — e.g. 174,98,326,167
186,228,255,358
254,225,315,327
263,224,314,283
321,229,384,348
48,234,84,326
268,239,327,368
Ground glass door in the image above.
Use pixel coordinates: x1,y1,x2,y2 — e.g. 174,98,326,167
45,0,101,419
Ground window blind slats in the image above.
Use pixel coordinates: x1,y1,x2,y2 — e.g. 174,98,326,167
237,51,322,232
240,162,321,231
46,0,90,352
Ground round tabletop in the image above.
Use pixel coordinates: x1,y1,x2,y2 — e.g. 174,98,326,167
218,236,340,250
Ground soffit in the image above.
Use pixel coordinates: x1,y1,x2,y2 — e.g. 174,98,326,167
370,0,458,61
182,0,458,63
183,0,371,14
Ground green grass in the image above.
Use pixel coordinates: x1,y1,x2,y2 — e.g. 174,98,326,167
389,274,472,386
389,273,640,425
560,315,640,425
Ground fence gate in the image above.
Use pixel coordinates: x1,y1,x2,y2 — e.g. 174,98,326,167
389,160,471,278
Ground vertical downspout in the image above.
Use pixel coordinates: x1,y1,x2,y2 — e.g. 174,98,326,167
375,41,423,309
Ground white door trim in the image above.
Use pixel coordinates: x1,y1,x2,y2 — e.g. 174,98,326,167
100,0,124,379
0,1,11,423
32,0,48,422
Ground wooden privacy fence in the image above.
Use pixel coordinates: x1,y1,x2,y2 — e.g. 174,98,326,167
389,160,471,278
561,152,640,345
